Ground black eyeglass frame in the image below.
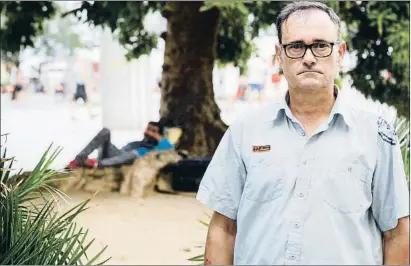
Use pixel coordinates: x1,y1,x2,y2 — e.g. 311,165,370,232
281,40,341,59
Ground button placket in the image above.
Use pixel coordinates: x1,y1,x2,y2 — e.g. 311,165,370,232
294,157,311,198
285,251,301,264
285,165,311,264
285,150,313,264
286,229,304,264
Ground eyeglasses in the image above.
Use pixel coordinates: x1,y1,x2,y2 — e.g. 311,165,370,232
282,41,340,59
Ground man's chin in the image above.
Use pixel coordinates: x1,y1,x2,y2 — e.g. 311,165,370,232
293,81,325,92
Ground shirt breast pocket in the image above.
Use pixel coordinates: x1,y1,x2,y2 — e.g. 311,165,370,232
323,162,372,214
244,154,285,203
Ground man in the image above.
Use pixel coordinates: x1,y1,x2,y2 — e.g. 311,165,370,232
10,65,23,101
196,2,409,265
69,121,174,169
72,81,88,103
71,67,94,120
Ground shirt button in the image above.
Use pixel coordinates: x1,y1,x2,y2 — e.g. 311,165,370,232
348,166,352,172
293,223,300,228
290,255,296,260
302,160,307,165
300,131,305,136
298,192,304,198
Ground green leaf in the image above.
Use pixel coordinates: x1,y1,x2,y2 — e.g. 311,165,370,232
188,254,205,261
1,143,109,265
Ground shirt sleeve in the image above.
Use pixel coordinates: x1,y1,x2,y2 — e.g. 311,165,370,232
135,147,148,157
154,138,175,151
196,126,246,220
371,117,410,232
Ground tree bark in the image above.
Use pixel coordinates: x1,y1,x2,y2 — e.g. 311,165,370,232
160,2,227,158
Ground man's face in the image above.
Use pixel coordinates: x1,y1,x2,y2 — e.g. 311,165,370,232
144,124,159,137
275,9,347,92
143,123,160,144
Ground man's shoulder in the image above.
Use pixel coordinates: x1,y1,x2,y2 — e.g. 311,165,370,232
349,104,380,124
340,89,395,127
347,102,397,143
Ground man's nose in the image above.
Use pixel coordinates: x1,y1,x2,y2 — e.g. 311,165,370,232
302,48,316,66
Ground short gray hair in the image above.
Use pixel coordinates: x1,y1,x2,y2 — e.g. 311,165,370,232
276,1,341,44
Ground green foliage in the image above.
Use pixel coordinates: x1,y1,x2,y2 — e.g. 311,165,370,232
0,141,110,265
64,1,166,61
34,15,88,57
394,117,410,181
65,1,287,73
212,3,254,72
244,1,288,38
187,213,210,264
330,1,410,118
0,1,57,63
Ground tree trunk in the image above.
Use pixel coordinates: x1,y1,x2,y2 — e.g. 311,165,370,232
160,2,227,158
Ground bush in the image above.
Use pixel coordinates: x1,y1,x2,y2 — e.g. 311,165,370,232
0,138,110,265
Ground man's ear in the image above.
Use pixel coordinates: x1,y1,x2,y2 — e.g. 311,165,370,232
338,40,347,65
275,44,283,66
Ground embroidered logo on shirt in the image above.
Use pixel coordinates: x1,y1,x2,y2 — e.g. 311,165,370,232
377,116,397,145
252,145,271,152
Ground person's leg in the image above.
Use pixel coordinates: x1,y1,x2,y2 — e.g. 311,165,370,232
11,85,17,100
247,84,257,103
257,84,264,103
82,94,95,118
98,151,138,168
75,128,120,163
99,142,123,160
71,94,79,120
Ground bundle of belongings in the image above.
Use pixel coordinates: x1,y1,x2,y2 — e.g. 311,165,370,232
162,157,212,192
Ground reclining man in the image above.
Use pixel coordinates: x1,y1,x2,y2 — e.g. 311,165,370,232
68,121,174,169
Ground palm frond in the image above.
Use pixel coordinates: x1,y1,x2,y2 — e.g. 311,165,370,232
0,143,110,265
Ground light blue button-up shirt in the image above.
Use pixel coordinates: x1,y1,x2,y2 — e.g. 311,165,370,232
196,88,409,265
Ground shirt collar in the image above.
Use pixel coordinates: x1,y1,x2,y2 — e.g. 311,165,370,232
271,85,353,128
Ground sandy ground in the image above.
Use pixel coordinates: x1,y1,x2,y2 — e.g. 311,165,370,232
63,191,211,265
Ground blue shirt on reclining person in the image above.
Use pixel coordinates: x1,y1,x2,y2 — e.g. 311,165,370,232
135,138,174,157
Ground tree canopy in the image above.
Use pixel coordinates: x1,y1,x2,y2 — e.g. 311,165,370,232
2,1,408,117
0,1,56,63
63,1,286,71
331,1,409,117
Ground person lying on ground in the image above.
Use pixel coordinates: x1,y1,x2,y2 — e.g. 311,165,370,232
68,121,174,169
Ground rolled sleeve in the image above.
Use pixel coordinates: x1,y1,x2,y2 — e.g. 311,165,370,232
372,119,410,232
196,126,246,220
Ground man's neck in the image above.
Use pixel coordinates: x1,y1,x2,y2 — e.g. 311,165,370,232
287,86,336,135
288,86,335,116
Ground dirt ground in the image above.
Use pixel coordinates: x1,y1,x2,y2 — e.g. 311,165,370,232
63,191,211,265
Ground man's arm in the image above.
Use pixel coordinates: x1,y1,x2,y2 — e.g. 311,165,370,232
146,131,174,151
383,216,410,265
196,125,246,265
204,211,237,265
154,138,174,150
372,117,410,265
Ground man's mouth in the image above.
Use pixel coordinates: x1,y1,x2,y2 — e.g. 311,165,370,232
299,70,322,75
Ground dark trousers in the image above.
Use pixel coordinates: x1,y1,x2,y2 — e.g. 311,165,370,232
76,128,138,167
